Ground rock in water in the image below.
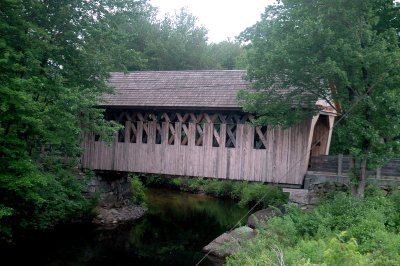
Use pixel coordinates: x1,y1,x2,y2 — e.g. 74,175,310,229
92,205,147,226
202,226,256,258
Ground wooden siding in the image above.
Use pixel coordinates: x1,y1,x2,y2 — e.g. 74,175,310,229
82,119,313,185
310,115,334,157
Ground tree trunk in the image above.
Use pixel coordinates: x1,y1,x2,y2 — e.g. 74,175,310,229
356,158,367,198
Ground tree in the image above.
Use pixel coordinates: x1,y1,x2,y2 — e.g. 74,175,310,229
208,39,245,70
238,0,400,197
0,0,151,242
143,8,212,70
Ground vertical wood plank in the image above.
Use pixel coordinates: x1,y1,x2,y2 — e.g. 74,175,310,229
175,122,181,145
148,121,156,145
376,167,381,179
188,123,195,146
235,124,243,180
136,122,143,172
137,122,143,144
204,123,213,177
338,154,343,176
124,121,131,143
219,124,227,179
162,122,168,145
188,123,195,176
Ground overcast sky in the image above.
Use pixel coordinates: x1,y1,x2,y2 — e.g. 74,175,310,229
150,0,276,43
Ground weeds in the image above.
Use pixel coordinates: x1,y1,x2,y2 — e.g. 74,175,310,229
143,175,289,209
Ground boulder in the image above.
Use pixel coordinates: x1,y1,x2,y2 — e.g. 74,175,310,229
247,208,280,229
92,205,147,226
282,188,316,205
202,226,256,258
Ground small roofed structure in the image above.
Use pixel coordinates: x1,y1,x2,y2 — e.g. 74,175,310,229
81,70,335,186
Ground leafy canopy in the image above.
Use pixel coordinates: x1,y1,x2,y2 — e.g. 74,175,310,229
0,0,153,242
239,0,400,167
0,0,246,243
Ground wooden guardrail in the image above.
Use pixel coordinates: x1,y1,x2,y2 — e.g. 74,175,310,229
308,155,400,179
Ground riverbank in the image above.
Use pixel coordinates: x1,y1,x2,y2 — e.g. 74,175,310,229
141,175,289,209
0,187,250,266
225,185,400,265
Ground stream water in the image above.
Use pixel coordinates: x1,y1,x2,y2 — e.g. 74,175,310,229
1,188,249,266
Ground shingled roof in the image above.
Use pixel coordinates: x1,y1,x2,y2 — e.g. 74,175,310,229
101,70,249,110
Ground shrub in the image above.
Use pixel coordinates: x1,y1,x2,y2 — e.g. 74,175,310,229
142,175,168,187
203,179,227,196
368,230,400,265
238,183,288,208
141,175,289,208
130,175,147,206
388,190,400,231
227,185,400,266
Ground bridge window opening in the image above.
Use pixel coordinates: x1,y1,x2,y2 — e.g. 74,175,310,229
181,123,189,146
226,124,236,148
213,114,222,124
166,112,178,123
195,123,204,146
142,123,148,144
94,134,101,141
212,124,220,147
254,126,268,149
155,122,162,144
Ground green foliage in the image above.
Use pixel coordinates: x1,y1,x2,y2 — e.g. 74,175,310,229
130,175,147,206
207,40,245,70
144,176,289,208
238,182,289,208
238,0,400,194
142,175,169,187
144,8,211,70
227,186,400,265
389,190,400,231
0,0,239,244
0,0,151,242
114,7,245,71
287,235,370,266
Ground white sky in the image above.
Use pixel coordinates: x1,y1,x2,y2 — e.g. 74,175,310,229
150,0,276,43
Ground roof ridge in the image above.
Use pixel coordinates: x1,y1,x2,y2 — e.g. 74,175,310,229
110,70,247,74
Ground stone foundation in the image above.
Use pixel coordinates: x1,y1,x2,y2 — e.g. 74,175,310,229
85,171,146,225
86,172,132,208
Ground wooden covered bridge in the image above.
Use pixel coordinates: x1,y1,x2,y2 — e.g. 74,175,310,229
81,70,336,186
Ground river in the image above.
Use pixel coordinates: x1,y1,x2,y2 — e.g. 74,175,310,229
1,188,249,266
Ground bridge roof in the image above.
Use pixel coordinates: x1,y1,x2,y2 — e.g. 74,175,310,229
101,70,249,110
101,70,337,115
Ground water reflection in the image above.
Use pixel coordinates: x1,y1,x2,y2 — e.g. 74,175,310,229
1,188,249,266
125,188,249,265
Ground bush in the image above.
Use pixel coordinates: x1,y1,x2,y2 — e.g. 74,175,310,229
141,175,289,209
203,179,231,197
130,175,147,206
388,190,400,231
238,183,288,208
227,186,400,266
142,175,168,187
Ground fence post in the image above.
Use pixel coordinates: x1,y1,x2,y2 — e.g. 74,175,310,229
338,154,343,176
376,167,382,179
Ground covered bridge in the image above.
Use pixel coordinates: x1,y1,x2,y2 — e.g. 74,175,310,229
81,70,336,186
